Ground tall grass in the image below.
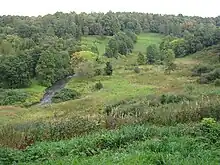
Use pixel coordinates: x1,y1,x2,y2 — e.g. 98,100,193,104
1,121,220,165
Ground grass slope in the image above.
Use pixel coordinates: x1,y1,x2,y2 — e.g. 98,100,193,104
134,33,164,53
81,36,109,55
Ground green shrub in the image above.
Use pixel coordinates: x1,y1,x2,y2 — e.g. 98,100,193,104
0,89,29,106
199,118,220,143
0,148,21,165
0,116,100,149
201,118,216,127
192,64,214,76
134,67,141,74
94,81,103,90
214,79,220,86
52,88,80,103
0,125,158,164
199,104,220,121
94,68,102,76
104,62,113,76
198,68,220,84
160,94,192,104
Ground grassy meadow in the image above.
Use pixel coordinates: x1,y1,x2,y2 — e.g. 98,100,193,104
1,33,220,165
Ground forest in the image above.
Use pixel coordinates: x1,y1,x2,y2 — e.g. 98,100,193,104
1,12,220,89
1,11,220,165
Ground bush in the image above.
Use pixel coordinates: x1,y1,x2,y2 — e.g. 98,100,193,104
94,81,103,90
0,125,157,164
198,68,220,84
160,94,192,105
201,118,216,127
104,62,113,76
52,88,80,103
199,118,220,143
137,52,145,65
74,61,96,78
214,79,220,86
94,68,102,76
0,89,29,106
0,116,100,149
134,67,141,74
192,64,214,76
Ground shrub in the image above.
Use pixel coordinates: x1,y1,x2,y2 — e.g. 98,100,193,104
0,89,29,106
160,94,192,104
94,81,103,90
104,62,113,76
199,118,220,143
201,118,216,127
214,79,220,86
95,68,102,76
134,67,141,74
198,68,220,84
0,125,157,164
197,76,209,84
74,61,96,78
192,64,214,76
0,116,100,149
137,52,145,65
52,88,80,103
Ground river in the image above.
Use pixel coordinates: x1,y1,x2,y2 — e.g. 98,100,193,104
39,75,75,105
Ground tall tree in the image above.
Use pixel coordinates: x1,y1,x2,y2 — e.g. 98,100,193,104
0,54,31,88
146,44,159,64
36,51,56,87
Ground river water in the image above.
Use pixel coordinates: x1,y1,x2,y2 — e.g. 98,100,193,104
39,75,75,105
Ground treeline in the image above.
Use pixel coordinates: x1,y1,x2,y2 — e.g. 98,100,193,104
1,11,220,89
1,12,220,38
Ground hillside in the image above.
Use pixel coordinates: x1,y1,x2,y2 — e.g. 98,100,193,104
1,11,220,165
1,37,220,164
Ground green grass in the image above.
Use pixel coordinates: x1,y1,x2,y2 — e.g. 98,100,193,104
134,33,164,53
81,35,109,55
2,123,220,165
23,81,46,93
81,33,164,55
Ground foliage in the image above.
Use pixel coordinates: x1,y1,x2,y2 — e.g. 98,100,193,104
198,68,220,84
137,52,145,65
75,61,96,78
104,62,113,76
164,62,177,75
94,81,103,90
159,94,192,104
0,54,32,88
192,64,214,76
52,88,80,103
0,116,100,150
146,44,160,64
170,38,187,57
214,79,220,86
0,89,29,106
36,51,56,87
1,123,220,164
105,31,135,58
164,49,175,66
134,66,141,74
2,11,220,164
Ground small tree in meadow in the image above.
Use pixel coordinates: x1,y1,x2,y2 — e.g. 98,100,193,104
105,62,113,75
164,49,176,75
146,44,159,64
137,52,145,65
